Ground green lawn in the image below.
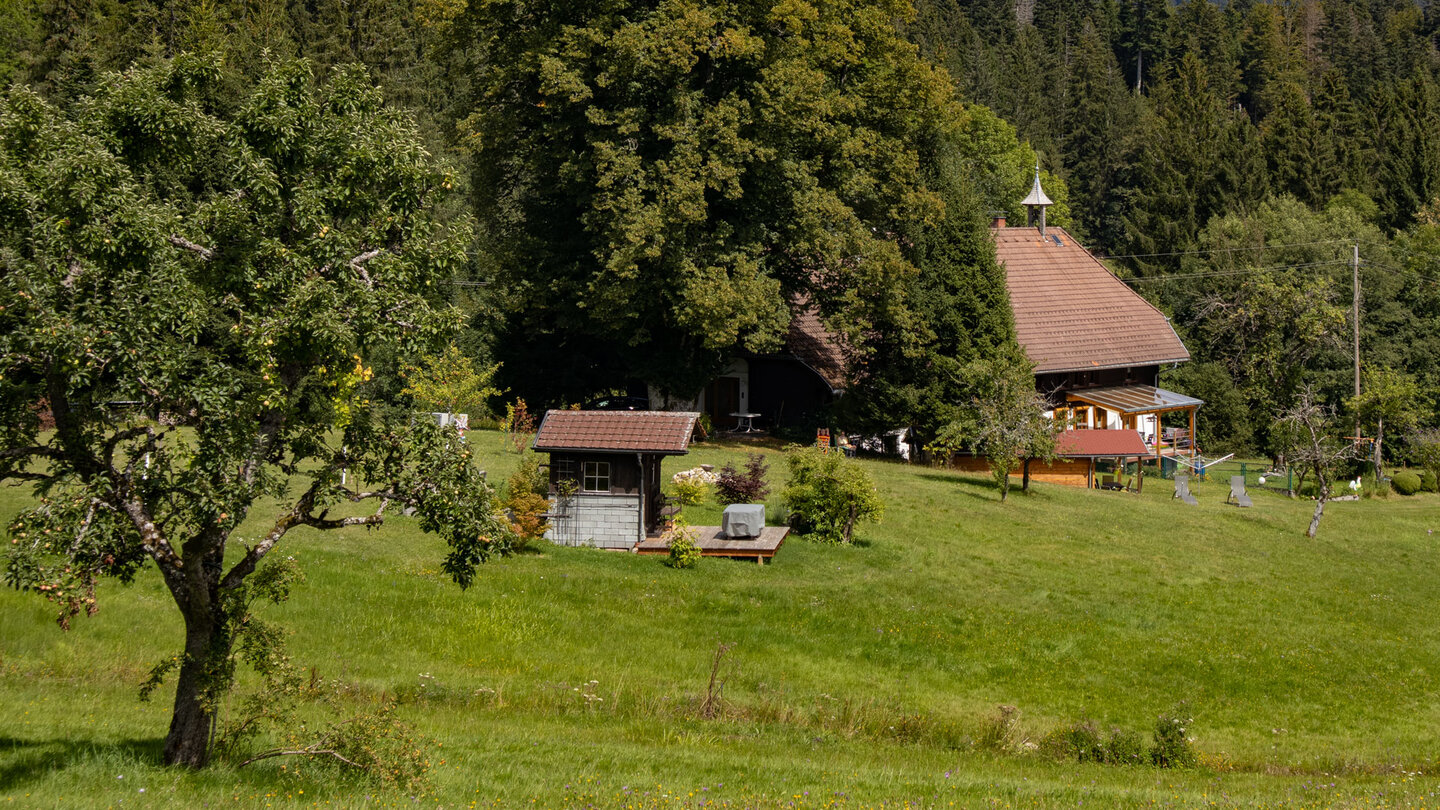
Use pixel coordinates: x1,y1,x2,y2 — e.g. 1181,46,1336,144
4,430,1440,808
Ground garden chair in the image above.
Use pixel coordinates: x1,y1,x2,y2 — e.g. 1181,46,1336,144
1173,474,1198,506
1226,475,1253,507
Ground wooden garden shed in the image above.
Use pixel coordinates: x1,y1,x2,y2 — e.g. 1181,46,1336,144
533,409,698,549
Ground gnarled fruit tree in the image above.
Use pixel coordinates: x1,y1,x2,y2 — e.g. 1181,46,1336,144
0,55,513,768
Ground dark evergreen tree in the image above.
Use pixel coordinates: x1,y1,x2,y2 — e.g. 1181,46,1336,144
1063,20,1135,248
1261,79,1323,206
1312,69,1373,198
1115,0,1169,93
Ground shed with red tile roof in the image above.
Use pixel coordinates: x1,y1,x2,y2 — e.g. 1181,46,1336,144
534,410,698,550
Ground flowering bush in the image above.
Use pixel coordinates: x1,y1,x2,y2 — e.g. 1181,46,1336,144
671,467,718,506
663,516,701,569
1151,710,1197,768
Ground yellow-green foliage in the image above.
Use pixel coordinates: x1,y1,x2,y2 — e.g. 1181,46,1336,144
401,343,501,418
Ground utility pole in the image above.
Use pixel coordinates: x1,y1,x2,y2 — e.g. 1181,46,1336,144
1353,244,1361,444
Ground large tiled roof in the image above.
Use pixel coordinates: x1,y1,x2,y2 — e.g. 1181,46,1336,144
533,410,698,454
1055,429,1151,458
993,227,1190,373
787,307,847,391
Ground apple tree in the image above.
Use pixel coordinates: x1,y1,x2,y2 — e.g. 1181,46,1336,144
0,55,514,768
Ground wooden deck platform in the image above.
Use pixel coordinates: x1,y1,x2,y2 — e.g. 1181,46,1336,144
635,526,789,564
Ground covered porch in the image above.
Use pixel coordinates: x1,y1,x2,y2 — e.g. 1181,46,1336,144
1059,385,1203,462
1054,428,1154,491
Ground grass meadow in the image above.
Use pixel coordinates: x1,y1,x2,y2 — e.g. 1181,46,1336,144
4,430,1440,807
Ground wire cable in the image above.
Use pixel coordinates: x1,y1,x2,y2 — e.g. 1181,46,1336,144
1120,259,1350,284
1100,238,1366,261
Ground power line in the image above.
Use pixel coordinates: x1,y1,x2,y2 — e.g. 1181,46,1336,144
1100,238,1365,261
1360,260,1440,291
1120,259,1350,284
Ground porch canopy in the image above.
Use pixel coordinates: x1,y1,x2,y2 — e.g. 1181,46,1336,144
1063,384,1203,459
1054,429,1152,491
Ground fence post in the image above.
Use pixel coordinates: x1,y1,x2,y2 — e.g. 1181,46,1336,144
1288,467,1293,493
1241,462,1246,482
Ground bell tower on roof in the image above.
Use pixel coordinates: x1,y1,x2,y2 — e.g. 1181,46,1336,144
1020,164,1053,237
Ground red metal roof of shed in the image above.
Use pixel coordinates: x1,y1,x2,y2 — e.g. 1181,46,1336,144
533,410,698,454
993,227,1190,374
1055,429,1151,458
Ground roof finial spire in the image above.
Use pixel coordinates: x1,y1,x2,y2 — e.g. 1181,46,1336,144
1020,163,1053,237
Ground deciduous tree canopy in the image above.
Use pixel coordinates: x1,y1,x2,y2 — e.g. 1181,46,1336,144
0,55,512,768
443,0,1003,404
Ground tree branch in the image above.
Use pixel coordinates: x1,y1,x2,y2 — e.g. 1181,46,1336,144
168,235,214,261
236,747,363,770
62,259,84,288
349,249,383,288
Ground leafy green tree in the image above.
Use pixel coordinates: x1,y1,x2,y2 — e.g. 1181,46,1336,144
782,447,883,544
0,56,513,768
1161,360,1254,455
402,342,502,418
445,0,968,404
837,114,1024,444
936,353,1059,501
1350,366,1423,480
1412,429,1440,483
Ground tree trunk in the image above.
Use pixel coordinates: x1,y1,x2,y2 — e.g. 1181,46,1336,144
1373,417,1384,485
164,608,227,767
999,472,1010,502
1021,459,1032,494
1306,481,1329,538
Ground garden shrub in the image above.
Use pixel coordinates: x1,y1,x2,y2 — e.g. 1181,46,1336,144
671,467,718,506
1421,470,1438,493
1151,710,1197,768
503,453,550,548
1103,727,1147,765
782,447,883,544
664,516,701,569
716,453,770,504
1391,470,1422,496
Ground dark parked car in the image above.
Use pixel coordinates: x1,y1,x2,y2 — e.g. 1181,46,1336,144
583,395,651,411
